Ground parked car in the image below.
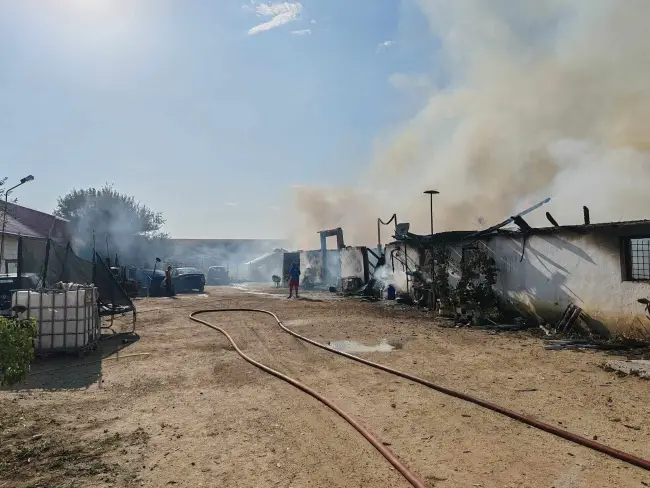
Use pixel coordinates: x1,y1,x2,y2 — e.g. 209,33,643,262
0,273,41,316
206,266,229,286
171,267,205,293
136,268,166,297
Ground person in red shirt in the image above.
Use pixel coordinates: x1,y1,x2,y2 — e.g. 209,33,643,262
288,263,300,298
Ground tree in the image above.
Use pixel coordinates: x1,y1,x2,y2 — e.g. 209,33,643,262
0,177,19,203
55,185,169,265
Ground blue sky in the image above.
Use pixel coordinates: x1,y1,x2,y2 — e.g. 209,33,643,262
0,0,435,239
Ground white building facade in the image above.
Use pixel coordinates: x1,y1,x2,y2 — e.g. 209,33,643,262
387,221,650,337
485,223,650,337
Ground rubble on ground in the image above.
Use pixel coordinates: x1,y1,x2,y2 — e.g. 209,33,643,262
604,360,650,380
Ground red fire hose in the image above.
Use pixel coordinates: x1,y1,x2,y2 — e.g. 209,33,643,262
272,309,650,472
193,307,650,473
189,309,429,488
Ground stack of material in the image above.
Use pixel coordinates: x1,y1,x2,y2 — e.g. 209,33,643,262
555,303,583,334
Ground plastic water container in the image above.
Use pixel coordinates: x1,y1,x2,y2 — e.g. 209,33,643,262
12,287,100,351
386,285,396,300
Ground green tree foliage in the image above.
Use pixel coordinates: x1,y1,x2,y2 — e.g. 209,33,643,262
0,317,36,386
54,185,169,264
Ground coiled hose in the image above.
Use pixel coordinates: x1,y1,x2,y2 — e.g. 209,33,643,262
189,309,429,488
192,307,650,473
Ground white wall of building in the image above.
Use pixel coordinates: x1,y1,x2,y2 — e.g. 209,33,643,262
300,250,323,283
0,235,18,273
487,231,650,336
340,248,365,280
325,250,341,282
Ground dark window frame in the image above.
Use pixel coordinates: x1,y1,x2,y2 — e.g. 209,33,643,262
621,236,650,282
3,259,18,274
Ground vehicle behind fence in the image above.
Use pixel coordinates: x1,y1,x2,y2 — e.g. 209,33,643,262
7,237,137,348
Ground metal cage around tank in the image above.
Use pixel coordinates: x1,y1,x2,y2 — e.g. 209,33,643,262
13,286,101,355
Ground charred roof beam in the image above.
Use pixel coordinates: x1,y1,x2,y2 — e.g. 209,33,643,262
546,212,559,227
512,215,533,232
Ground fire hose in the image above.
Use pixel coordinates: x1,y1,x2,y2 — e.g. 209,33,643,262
189,309,429,488
190,307,650,474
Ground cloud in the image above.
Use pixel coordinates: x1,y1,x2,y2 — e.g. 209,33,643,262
377,40,394,53
246,2,303,35
291,29,311,35
224,202,237,207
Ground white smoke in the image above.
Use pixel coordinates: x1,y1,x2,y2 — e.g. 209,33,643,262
291,0,650,245
166,240,288,280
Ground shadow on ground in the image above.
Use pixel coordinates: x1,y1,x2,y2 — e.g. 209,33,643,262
3,333,141,391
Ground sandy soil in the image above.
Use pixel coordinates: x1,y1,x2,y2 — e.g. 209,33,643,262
1,285,650,488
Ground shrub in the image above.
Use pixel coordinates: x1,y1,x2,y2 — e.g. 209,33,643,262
0,317,36,386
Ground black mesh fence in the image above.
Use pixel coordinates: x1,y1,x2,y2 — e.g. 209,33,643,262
92,251,134,314
18,237,134,315
20,237,93,286
18,237,48,282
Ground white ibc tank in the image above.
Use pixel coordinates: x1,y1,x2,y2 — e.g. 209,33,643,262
12,287,100,351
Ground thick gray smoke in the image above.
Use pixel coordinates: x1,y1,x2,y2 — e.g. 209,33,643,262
291,0,650,246
59,186,169,265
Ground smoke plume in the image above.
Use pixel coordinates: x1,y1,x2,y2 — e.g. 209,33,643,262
291,0,650,246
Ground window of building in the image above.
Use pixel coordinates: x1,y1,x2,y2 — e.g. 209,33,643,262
626,238,650,281
3,259,17,274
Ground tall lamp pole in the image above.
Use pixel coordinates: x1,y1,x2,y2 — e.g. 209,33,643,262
423,190,439,310
0,175,35,273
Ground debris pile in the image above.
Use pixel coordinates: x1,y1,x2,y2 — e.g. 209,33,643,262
604,360,650,380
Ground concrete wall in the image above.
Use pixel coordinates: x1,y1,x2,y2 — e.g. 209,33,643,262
0,235,18,273
340,247,365,280
324,250,341,283
487,231,650,337
300,250,323,283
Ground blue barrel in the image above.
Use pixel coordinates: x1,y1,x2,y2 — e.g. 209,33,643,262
386,285,396,300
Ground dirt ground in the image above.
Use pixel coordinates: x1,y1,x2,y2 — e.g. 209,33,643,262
2,285,650,488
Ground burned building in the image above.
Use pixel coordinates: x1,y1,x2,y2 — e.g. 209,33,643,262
389,218,650,338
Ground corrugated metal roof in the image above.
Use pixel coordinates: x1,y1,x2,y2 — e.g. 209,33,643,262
1,202,68,239
2,214,43,238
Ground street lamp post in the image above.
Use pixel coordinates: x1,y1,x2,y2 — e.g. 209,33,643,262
0,175,35,273
423,190,439,310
